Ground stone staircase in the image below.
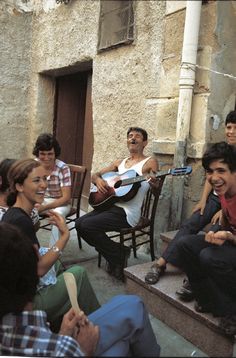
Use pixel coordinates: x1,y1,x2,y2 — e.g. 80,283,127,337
124,231,236,357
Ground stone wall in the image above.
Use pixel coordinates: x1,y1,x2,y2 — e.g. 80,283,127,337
25,1,166,166
0,2,32,159
1,0,236,244
154,1,236,228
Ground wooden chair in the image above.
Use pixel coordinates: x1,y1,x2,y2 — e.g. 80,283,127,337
39,164,87,249
98,175,166,268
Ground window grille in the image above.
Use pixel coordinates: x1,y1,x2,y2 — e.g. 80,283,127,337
98,0,134,52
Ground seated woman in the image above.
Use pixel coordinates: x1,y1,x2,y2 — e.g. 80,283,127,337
0,221,160,357
0,158,40,229
32,133,71,245
2,158,99,331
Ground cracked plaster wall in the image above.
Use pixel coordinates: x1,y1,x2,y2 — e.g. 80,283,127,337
1,0,236,235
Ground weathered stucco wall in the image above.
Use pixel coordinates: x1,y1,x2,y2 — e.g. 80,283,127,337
28,0,100,150
27,1,166,166
1,0,236,248
152,0,236,232
92,0,165,170
0,2,32,160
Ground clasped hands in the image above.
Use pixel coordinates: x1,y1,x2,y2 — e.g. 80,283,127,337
205,230,234,246
59,308,99,356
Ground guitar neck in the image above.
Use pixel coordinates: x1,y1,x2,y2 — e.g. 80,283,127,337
120,170,170,187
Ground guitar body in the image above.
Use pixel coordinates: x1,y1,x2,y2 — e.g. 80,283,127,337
89,170,141,210
88,166,192,210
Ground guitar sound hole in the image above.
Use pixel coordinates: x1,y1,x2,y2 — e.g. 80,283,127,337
114,180,122,189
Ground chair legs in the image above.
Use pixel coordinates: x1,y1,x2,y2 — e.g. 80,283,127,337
149,228,155,261
131,232,137,258
77,235,82,249
96,230,156,269
98,252,102,267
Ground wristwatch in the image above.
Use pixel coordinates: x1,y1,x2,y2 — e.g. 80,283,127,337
51,245,62,257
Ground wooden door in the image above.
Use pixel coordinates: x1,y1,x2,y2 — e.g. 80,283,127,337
54,71,93,210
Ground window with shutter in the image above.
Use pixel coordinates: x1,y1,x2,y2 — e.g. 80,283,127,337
98,0,134,52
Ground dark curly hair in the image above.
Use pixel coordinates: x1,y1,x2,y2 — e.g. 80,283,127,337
202,141,236,172
225,110,236,125
0,222,39,318
127,127,148,141
32,133,61,157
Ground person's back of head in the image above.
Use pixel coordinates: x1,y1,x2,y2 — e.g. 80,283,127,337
0,159,16,194
32,133,61,158
225,110,236,125
202,141,236,172
0,222,39,319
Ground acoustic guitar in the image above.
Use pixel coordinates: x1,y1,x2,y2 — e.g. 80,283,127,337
89,166,192,210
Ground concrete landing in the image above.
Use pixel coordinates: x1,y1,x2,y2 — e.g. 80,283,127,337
124,262,236,357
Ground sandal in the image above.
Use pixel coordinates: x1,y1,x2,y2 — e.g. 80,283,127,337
145,263,165,285
176,286,195,302
219,315,236,336
194,301,211,314
176,277,195,302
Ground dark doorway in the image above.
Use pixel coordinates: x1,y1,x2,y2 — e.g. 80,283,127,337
54,70,93,210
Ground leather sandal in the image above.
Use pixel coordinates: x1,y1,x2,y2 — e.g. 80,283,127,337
219,315,236,336
145,263,165,285
194,301,211,314
176,286,195,302
176,277,194,302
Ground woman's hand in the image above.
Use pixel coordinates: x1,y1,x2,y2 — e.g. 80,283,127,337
47,211,69,239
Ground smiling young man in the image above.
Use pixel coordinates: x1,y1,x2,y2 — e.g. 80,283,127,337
174,142,236,335
75,127,158,280
145,110,236,288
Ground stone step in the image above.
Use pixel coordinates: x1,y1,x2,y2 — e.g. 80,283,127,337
124,262,236,357
160,230,207,253
160,230,177,252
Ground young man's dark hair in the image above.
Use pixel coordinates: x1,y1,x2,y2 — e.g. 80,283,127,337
32,133,61,157
0,222,39,318
202,141,236,172
127,127,148,141
225,110,236,125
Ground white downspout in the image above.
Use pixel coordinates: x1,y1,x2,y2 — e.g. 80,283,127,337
171,0,202,228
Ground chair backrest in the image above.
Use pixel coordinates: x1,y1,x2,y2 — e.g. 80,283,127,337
68,164,87,217
140,176,165,224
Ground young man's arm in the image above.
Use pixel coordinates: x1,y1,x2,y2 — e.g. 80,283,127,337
192,179,213,215
205,211,235,246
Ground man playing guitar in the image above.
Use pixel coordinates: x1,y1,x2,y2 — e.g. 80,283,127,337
75,127,159,280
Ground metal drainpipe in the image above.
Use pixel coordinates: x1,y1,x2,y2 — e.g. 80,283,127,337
170,0,202,229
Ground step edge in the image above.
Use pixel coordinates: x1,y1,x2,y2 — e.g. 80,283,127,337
125,270,234,338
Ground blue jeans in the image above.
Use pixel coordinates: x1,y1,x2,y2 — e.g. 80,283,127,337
89,295,160,357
